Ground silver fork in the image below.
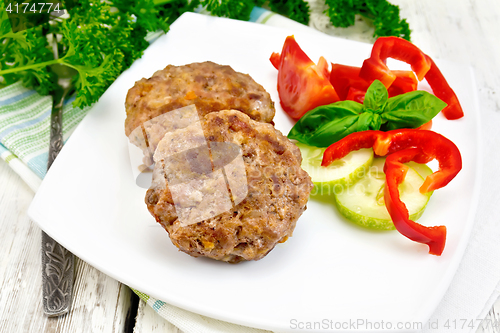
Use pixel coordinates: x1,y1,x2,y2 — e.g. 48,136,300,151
41,64,77,317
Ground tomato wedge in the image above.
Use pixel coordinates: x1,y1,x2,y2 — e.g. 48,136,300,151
271,36,339,119
270,52,280,69
330,63,369,100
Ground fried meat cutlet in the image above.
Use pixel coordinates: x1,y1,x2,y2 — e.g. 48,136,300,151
145,110,312,263
125,62,276,164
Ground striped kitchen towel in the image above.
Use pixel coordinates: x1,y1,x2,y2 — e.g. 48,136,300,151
132,289,272,333
0,81,89,192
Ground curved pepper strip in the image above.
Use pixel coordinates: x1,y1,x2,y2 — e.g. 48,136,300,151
330,63,418,101
382,129,462,192
330,64,368,100
322,129,462,255
359,37,464,120
424,56,464,120
384,148,446,255
359,37,432,87
389,70,418,97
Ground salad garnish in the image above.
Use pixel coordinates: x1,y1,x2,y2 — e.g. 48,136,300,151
288,80,446,147
321,129,462,255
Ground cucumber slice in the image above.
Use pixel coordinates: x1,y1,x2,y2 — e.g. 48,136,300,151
407,161,433,180
334,158,433,230
296,142,373,196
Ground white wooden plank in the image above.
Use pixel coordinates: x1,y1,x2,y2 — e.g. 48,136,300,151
0,160,133,333
476,298,500,333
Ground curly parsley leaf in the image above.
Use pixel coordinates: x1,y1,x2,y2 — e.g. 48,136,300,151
324,0,411,41
56,19,124,108
0,6,55,94
17,28,57,95
0,0,171,108
202,0,256,21
268,0,310,25
157,0,201,25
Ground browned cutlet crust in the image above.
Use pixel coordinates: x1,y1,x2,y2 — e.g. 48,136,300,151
146,110,312,263
125,61,275,138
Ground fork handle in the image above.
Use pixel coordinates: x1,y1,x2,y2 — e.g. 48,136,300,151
47,88,66,169
41,92,74,317
41,231,74,316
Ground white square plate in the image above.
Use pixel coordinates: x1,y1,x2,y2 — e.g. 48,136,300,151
28,12,481,332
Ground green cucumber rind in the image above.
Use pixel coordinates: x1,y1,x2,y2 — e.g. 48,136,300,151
334,193,431,230
310,155,373,196
296,144,374,196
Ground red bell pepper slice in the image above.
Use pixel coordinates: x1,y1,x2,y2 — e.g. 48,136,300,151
322,129,462,255
424,56,464,120
330,63,418,102
388,70,418,97
384,147,446,255
382,130,462,192
330,64,369,100
359,37,464,120
359,37,432,87
321,130,389,163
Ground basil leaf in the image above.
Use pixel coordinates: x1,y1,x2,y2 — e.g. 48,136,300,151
357,111,375,130
381,90,447,130
368,112,382,130
288,101,366,147
363,80,388,112
295,114,363,147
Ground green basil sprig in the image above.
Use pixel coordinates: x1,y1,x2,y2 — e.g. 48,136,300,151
288,80,447,147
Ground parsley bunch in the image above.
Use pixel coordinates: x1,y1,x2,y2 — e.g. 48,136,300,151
0,15,56,95
324,0,411,40
0,0,185,108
